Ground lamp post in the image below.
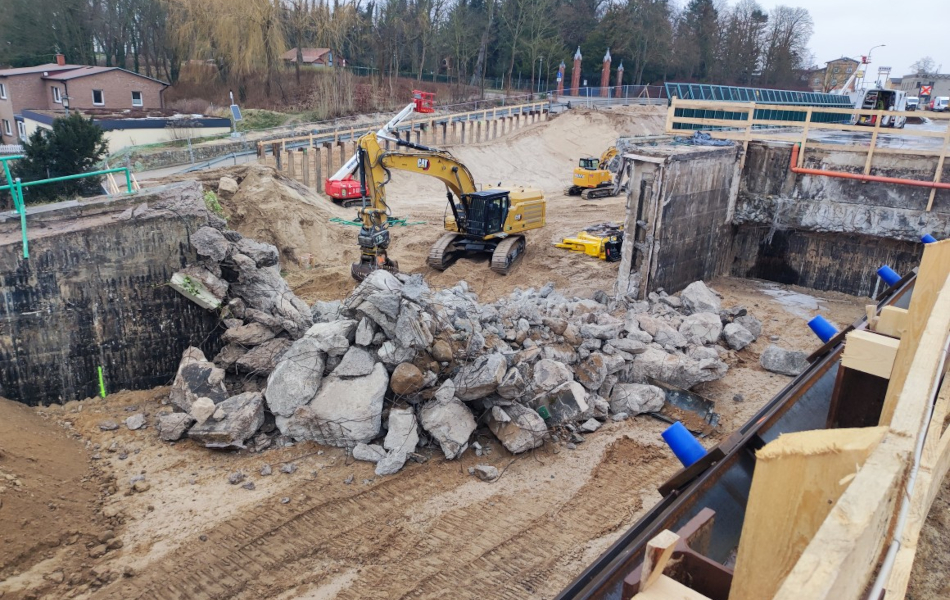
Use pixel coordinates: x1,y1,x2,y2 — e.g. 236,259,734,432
537,56,543,95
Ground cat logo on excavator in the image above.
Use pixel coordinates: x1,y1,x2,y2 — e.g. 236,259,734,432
417,158,430,170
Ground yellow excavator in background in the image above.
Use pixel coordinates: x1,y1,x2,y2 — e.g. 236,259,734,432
566,146,622,199
350,130,546,281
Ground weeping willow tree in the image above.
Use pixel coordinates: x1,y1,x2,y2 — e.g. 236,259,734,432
166,0,286,100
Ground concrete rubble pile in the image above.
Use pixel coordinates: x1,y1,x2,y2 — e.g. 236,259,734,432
163,230,763,477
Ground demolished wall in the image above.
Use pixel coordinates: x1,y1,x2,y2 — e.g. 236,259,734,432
0,183,222,405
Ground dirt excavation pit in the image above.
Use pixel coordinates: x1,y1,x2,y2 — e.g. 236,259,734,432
0,105,901,599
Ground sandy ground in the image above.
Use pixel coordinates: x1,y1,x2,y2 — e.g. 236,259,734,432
0,276,869,600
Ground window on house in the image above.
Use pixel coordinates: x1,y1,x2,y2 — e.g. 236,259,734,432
17,121,25,140
0,83,7,99
813,77,820,84
831,78,838,86
833,67,840,73
847,67,853,74
52,86,62,103
131,91,143,107
92,89,104,105
2,119,11,136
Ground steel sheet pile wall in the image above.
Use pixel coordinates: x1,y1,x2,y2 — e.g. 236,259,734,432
0,182,221,405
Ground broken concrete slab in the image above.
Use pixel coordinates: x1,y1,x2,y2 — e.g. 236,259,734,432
157,412,195,441
760,345,809,376
620,347,727,390
497,367,527,400
488,404,546,454
332,346,376,378
532,358,574,392
453,353,507,401
169,347,228,412
264,337,326,418
384,407,419,453
235,337,292,375
678,312,724,345
609,383,665,415
540,343,579,364
304,319,357,357
545,381,590,424
355,317,375,346
375,450,409,476
190,226,231,262
312,300,343,324
235,237,279,268
680,281,722,315
284,363,389,446
188,392,265,449
170,268,228,310
352,443,387,463
222,322,277,346
735,315,762,339
723,323,755,351
420,396,476,460
473,465,499,481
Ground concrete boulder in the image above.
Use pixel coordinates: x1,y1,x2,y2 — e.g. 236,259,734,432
621,347,728,390
188,392,265,449
157,413,195,441
574,352,625,391
229,263,313,338
190,226,231,262
222,322,277,346
545,381,590,424
217,176,239,198
488,404,546,454
355,317,375,346
352,443,387,463
311,300,343,324
284,362,389,446
678,312,723,345
680,281,722,315
723,323,755,351
420,395,477,460
265,337,326,417
375,450,409,476
609,384,665,415
532,359,574,392
735,315,762,340
579,323,624,341
305,320,357,357
497,367,527,400
394,302,433,350
384,407,419,453
760,345,809,376
235,337,292,375
169,347,228,412
454,354,507,401
608,338,648,354
333,346,376,378
235,237,279,268
637,315,687,349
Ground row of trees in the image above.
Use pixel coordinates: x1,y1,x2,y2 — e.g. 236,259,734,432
0,0,818,99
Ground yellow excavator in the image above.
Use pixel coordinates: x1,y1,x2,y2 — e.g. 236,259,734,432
350,130,546,281
566,146,622,199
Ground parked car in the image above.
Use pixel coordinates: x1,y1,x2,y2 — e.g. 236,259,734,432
934,97,950,112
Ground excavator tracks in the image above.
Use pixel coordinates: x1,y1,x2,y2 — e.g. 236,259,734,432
427,233,462,271
490,235,526,275
580,186,616,200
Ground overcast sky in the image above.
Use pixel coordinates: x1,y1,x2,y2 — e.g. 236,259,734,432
757,0,949,77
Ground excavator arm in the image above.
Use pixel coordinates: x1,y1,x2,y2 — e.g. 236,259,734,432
350,129,480,279
598,146,618,169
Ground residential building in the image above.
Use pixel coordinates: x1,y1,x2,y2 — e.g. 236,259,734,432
280,48,337,67
0,55,168,145
804,57,861,93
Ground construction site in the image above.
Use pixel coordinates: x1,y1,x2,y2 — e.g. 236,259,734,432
2,85,950,600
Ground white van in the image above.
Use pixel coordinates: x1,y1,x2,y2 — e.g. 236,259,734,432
907,96,919,111
934,97,950,112
851,88,907,128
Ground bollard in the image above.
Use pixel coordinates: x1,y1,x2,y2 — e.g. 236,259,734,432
922,233,938,244
807,315,838,343
877,265,902,286
662,422,706,467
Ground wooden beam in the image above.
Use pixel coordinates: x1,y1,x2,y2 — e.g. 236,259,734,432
883,376,950,599
880,239,950,429
874,306,908,339
634,574,713,600
841,330,900,379
640,529,681,593
730,426,888,600
773,434,910,600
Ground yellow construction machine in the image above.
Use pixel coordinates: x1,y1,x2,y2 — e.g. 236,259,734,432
555,230,624,262
350,130,546,281
567,146,622,199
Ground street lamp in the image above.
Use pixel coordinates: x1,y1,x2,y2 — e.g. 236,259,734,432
861,44,885,89
537,56,543,94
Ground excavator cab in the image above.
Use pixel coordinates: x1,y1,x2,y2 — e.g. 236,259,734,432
463,190,510,237
578,157,600,171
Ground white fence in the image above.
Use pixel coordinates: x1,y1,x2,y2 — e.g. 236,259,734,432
0,144,24,155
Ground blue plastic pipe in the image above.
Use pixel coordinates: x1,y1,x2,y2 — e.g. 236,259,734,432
922,233,938,244
877,265,902,286
661,422,707,467
808,315,838,343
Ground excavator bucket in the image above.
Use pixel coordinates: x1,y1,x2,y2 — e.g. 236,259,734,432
351,255,400,282
555,231,624,262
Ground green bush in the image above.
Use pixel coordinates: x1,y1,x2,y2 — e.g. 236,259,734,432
236,109,288,132
203,190,226,219
13,113,109,203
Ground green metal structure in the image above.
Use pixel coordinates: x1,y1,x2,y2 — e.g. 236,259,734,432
0,155,135,259
664,82,855,131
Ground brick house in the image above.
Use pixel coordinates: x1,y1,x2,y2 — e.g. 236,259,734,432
0,55,168,145
280,48,338,67
804,58,861,93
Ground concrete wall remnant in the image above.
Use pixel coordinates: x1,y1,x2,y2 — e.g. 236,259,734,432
0,182,222,405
